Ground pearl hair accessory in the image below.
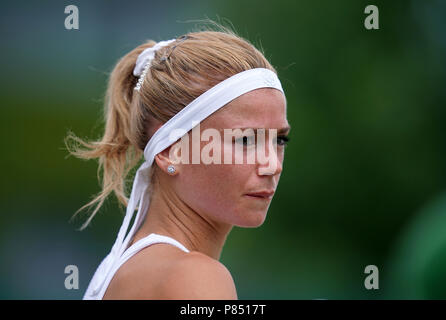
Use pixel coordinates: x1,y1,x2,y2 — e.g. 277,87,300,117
133,39,176,91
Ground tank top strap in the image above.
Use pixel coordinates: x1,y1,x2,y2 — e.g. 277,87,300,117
84,233,189,300
122,233,190,259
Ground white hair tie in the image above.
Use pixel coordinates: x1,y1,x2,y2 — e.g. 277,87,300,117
133,39,176,91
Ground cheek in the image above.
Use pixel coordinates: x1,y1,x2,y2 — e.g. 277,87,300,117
176,163,253,220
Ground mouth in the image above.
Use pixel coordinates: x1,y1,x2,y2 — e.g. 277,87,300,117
244,191,275,200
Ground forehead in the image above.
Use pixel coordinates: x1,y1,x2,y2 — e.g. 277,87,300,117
202,88,288,129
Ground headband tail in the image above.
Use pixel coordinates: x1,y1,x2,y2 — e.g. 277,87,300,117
88,163,151,296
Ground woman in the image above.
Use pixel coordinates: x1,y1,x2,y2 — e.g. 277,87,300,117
66,28,290,299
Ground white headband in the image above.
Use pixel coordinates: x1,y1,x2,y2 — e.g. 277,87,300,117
84,61,284,299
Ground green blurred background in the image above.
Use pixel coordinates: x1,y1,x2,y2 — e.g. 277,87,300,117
0,0,445,299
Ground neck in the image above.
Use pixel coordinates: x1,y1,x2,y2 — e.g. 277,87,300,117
132,180,233,261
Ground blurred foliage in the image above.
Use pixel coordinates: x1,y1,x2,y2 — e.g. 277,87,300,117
0,0,445,299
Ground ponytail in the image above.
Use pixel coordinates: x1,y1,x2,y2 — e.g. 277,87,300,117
65,40,156,230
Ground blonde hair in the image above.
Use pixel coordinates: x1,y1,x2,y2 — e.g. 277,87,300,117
65,26,277,229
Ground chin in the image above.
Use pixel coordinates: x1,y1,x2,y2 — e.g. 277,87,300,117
236,210,268,228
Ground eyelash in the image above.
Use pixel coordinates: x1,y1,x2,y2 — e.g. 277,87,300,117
234,135,290,146
277,135,290,146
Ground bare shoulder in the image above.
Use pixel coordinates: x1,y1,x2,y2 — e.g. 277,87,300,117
103,245,237,300
103,243,187,299
159,251,238,300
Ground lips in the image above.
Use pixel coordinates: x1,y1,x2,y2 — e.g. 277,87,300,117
244,191,275,199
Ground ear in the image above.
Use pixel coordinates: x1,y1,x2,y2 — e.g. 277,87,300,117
149,122,179,175
154,142,182,175
154,146,172,174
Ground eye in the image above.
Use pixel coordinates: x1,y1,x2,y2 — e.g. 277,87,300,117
234,135,256,146
276,135,290,146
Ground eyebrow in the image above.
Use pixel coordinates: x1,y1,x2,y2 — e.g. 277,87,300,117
278,125,291,134
228,126,291,134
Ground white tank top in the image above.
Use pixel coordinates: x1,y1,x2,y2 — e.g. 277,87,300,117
83,233,190,299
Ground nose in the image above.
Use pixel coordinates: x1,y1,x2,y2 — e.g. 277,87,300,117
258,152,282,176
256,135,283,176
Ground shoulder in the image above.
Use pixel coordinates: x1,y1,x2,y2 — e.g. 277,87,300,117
158,251,238,300
103,243,185,299
104,245,237,300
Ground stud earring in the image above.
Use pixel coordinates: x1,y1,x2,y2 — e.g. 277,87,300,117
167,165,176,175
